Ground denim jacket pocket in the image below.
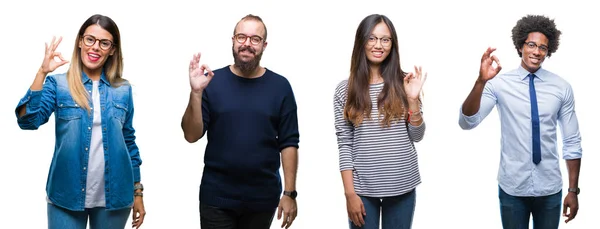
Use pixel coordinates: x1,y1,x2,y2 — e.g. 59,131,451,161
112,101,128,124
56,98,82,120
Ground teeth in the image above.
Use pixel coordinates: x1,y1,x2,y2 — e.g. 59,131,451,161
89,54,100,58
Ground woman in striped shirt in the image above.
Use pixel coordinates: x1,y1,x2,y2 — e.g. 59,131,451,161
333,14,427,229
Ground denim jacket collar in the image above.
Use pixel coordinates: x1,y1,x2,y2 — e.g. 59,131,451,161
82,69,110,86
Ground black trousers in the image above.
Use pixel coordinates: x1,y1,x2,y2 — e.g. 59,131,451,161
200,202,276,229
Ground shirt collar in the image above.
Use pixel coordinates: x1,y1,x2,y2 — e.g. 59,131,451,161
82,70,111,86
517,64,545,82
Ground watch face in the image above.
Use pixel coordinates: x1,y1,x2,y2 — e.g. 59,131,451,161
284,191,297,199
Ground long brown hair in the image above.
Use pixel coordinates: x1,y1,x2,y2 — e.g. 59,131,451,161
344,14,409,127
67,14,125,111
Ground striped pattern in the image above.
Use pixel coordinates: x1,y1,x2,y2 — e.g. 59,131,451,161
333,80,425,197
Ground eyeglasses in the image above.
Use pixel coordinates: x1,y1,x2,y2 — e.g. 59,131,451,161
82,35,114,50
368,36,392,47
525,41,548,53
233,33,264,45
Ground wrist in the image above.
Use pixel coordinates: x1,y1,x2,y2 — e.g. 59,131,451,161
191,90,203,97
344,191,356,197
37,67,48,78
568,187,580,195
476,77,488,86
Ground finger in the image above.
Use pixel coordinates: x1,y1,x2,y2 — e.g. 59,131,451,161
357,212,365,226
286,216,294,229
414,65,422,79
201,64,215,78
350,214,358,227
189,60,195,73
491,55,502,73
562,202,568,216
194,52,201,65
45,42,49,54
481,47,496,61
404,73,413,83
137,210,146,229
50,36,56,52
280,211,289,228
52,36,63,51
277,206,283,220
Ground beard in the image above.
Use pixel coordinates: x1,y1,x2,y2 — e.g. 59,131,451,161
232,45,263,75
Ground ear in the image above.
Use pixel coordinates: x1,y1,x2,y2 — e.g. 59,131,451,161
109,47,115,56
78,39,82,49
263,41,268,50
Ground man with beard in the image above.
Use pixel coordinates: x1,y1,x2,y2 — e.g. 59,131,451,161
181,14,299,229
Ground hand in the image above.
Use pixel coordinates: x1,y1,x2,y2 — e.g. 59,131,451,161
478,47,502,83
404,65,427,101
346,193,366,227
189,52,214,93
563,192,578,223
131,196,146,228
277,196,297,229
40,36,69,75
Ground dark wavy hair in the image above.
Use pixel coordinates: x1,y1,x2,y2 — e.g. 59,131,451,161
511,15,561,57
344,14,409,127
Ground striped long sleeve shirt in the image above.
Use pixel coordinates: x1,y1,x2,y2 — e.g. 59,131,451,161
334,80,425,197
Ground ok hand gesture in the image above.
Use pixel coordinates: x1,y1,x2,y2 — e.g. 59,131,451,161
40,36,69,74
478,47,502,82
404,65,427,101
189,52,214,93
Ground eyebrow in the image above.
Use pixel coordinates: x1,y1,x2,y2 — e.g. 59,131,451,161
526,41,548,46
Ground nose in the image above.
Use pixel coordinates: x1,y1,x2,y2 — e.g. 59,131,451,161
243,37,252,46
91,40,101,50
374,39,383,49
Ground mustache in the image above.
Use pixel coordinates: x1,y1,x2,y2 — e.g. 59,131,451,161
238,46,256,54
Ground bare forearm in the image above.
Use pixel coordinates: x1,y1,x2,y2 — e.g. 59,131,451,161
281,147,298,191
462,80,487,116
341,170,355,196
181,91,204,143
566,159,581,189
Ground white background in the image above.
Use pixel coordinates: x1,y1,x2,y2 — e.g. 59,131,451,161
0,0,598,228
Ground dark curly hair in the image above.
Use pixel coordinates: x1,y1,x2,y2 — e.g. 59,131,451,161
511,15,561,57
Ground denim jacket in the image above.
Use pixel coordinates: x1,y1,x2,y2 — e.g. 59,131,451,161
15,72,142,211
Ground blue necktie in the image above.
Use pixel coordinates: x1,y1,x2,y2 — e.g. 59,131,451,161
529,73,541,164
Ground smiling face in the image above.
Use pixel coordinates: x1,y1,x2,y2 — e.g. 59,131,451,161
78,24,115,77
364,22,392,66
232,19,267,74
519,32,548,73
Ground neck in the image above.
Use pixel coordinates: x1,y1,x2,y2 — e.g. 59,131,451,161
230,65,265,79
84,68,102,81
369,64,383,84
521,61,541,73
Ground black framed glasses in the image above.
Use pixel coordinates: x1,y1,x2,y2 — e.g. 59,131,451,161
368,36,392,47
525,41,548,53
234,33,264,45
82,35,114,50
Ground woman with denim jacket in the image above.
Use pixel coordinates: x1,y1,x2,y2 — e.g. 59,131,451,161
15,14,146,229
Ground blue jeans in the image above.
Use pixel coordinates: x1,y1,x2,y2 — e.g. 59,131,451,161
350,189,416,229
47,203,130,229
498,186,561,229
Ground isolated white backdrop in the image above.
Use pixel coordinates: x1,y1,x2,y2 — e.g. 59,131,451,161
0,0,597,228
